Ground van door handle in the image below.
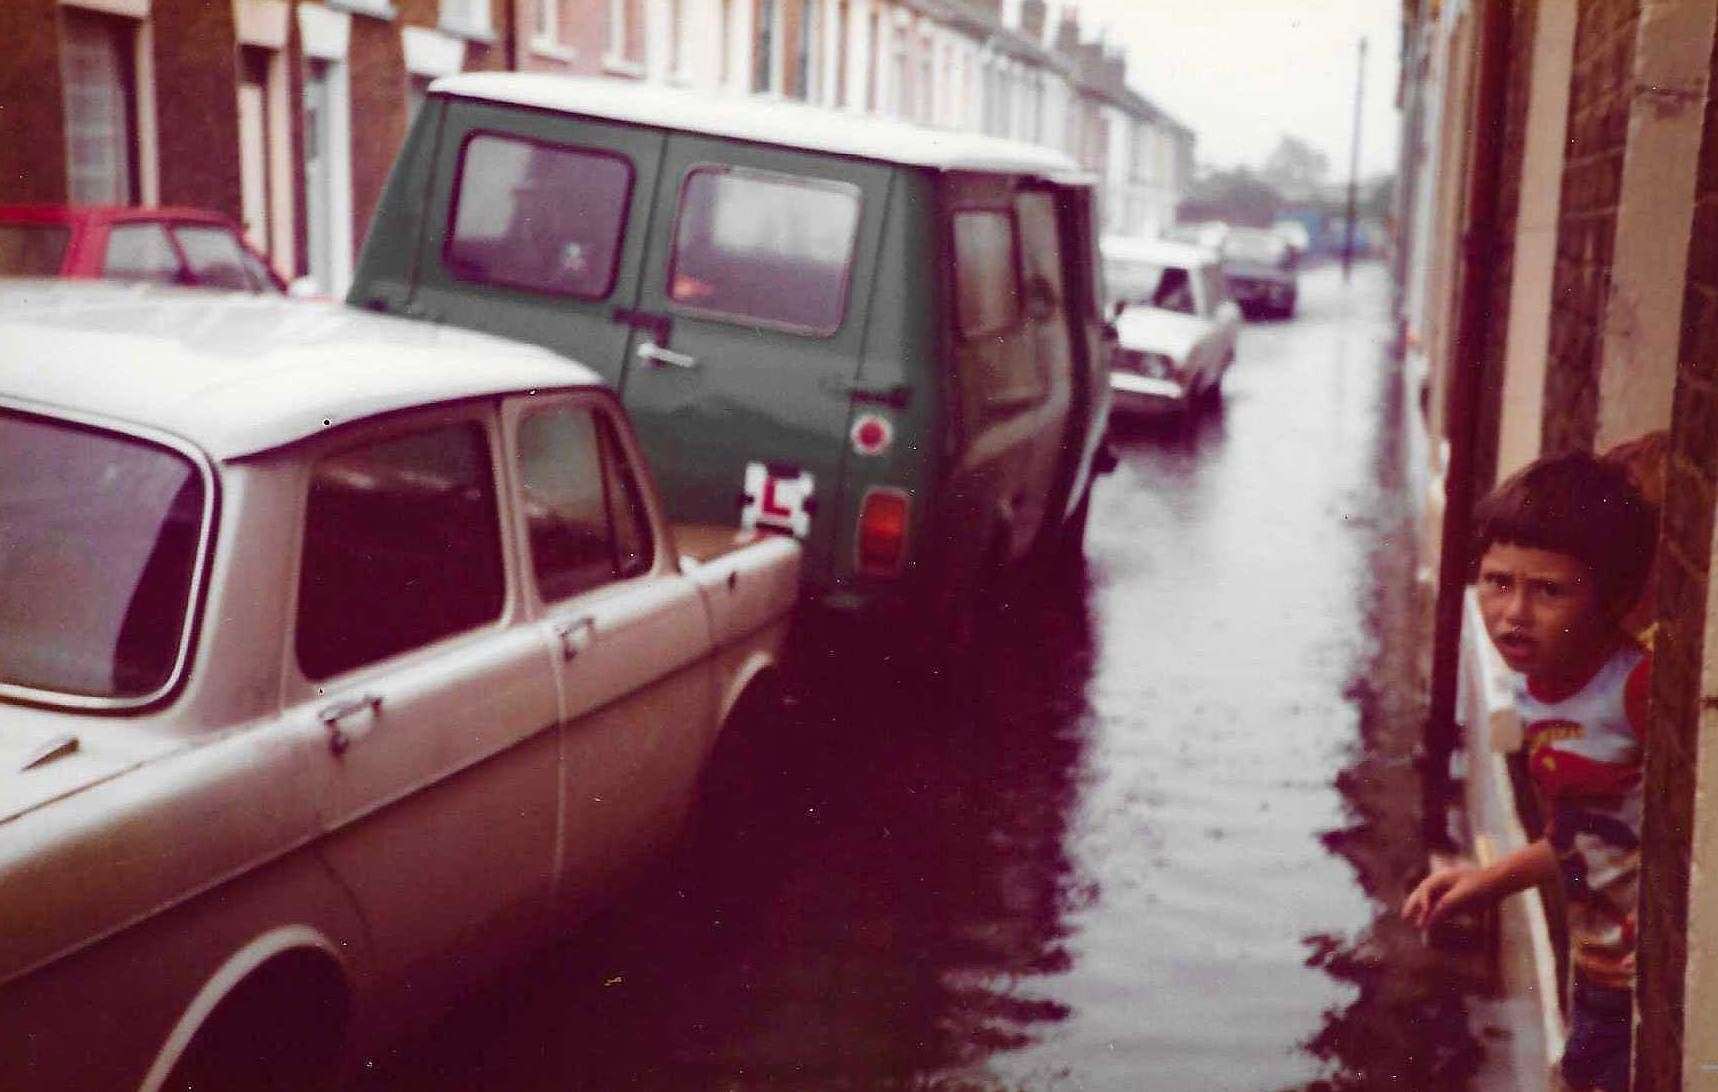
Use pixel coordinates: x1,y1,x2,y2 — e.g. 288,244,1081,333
554,616,597,661
320,694,382,755
637,342,698,370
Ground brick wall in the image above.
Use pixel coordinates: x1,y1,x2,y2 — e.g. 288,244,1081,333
1638,21,1718,1089
0,1,67,203
1541,0,1641,455
152,0,242,220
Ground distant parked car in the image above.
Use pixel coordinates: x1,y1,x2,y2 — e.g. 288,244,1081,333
1101,236,1241,419
1220,226,1298,319
0,204,284,292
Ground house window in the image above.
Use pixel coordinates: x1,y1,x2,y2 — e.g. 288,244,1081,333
753,0,776,93
834,0,849,106
61,7,139,205
793,0,820,101
606,0,644,70
440,0,492,38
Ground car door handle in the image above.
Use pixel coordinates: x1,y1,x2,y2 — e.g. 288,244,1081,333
320,694,382,755
636,341,698,370
554,616,597,661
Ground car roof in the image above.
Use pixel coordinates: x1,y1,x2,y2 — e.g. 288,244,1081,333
1100,235,1217,270
431,73,1084,180
0,204,238,227
0,282,602,461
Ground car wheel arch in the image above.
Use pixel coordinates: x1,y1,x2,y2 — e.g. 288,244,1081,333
140,925,352,1092
716,651,782,734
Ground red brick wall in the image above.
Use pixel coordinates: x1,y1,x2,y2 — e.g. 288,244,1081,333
0,1,68,203
347,15,408,262
151,0,242,219
1637,19,1718,1089
1541,0,1641,456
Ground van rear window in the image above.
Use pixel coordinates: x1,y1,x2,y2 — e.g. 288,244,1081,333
667,167,860,335
446,133,632,299
953,211,1021,338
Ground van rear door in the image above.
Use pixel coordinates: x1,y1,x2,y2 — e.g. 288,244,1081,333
621,136,890,586
404,98,666,389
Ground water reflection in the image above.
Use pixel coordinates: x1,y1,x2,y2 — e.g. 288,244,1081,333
361,568,1102,1090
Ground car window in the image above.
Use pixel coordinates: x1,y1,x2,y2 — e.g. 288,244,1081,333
668,166,861,334
953,210,1020,338
297,421,504,680
238,246,283,293
1151,266,1196,315
104,223,183,284
0,225,71,275
447,132,633,299
599,416,652,578
516,403,652,601
0,409,206,701
174,225,254,290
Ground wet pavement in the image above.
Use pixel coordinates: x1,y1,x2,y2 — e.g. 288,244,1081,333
361,262,1487,1090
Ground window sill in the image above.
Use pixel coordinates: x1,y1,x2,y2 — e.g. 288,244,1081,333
529,38,578,63
438,18,496,43
325,0,396,20
602,54,646,79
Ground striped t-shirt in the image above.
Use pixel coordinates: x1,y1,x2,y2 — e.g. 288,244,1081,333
1516,644,1650,990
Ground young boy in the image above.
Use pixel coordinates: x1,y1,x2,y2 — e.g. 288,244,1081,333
1403,451,1657,1092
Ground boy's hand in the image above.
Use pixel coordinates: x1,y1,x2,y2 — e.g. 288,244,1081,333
1402,865,1484,930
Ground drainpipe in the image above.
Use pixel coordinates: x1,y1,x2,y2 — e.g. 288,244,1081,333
1423,0,1511,852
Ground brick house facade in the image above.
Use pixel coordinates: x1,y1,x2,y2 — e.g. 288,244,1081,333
2,0,1190,294
1397,0,1718,1086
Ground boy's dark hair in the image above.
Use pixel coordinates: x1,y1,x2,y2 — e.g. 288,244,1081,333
1471,451,1658,613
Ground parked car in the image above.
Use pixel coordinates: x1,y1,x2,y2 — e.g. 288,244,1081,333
1220,226,1298,319
0,204,284,293
1101,236,1241,419
0,281,800,1090
352,74,1111,659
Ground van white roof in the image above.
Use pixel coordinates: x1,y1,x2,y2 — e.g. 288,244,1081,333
432,72,1083,180
1100,235,1218,270
0,283,601,461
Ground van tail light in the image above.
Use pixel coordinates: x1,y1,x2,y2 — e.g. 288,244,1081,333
857,488,910,576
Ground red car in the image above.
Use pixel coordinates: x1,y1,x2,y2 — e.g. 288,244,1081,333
0,204,284,293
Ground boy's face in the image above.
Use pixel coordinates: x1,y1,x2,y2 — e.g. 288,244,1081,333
1476,542,1615,683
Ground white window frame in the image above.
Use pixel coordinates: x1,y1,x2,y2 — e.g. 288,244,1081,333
297,3,354,296
530,0,576,60
436,0,492,41
605,0,646,76
58,0,158,206
324,0,397,22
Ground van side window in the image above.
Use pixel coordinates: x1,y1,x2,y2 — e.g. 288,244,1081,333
297,422,504,680
668,166,861,335
952,211,1021,338
446,133,632,299
516,403,653,602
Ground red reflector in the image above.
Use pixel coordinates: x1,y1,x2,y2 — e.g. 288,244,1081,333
857,489,909,575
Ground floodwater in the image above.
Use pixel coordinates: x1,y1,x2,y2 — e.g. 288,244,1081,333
361,262,1486,1091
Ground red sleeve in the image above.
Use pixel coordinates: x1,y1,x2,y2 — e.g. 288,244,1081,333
1624,653,1652,738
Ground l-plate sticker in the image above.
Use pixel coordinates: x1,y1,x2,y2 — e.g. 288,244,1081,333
742,462,814,538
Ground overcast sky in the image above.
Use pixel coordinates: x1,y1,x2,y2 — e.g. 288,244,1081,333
1058,0,1403,181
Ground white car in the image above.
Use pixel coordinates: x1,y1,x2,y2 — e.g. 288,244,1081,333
1101,236,1242,418
0,283,800,1090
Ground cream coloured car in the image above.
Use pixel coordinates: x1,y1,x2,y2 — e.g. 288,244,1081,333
0,284,800,1090
1101,236,1241,419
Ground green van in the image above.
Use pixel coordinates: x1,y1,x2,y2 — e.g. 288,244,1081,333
352,74,1111,652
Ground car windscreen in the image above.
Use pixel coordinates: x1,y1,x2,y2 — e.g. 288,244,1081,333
0,410,208,703
1224,231,1289,265
0,225,71,276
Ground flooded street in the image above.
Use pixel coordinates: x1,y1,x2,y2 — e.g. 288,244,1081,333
362,262,1484,1091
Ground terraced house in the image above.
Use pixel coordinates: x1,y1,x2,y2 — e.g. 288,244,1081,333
1396,0,1718,1087
0,0,1193,296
